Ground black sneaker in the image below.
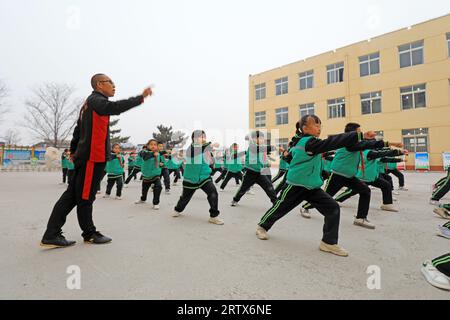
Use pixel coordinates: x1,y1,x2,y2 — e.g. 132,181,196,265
40,233,76,249
84,231,112,244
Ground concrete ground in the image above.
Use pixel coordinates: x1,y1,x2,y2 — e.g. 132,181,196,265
0,171,449,300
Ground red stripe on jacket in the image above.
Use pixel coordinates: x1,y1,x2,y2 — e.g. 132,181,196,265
90,111,109,162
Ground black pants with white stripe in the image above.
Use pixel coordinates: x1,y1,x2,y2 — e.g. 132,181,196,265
233,169,277,204
259,184,340,245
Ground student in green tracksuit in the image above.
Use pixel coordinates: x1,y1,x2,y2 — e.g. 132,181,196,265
127,152,137,181
431,166,450,206
219,143,244,191
172,130,224,225
214,153,228,183
134,139,164,209
385,159,407,191
301,123,403,222
125,149,143,184
211,152,224,178
60,149,70,184
166,152,182,185
274,146,292,196
66,153,75,185
256,115,380,257
334,148,405,228
104,143,125,199
272,148,289,184
231,131,277,206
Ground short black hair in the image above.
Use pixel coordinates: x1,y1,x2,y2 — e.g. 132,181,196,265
191,130,206,140
345,123,361,133
90,73,106,90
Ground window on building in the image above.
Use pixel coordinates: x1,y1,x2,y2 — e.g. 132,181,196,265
359,52,380,77
275,107,289,125
361,91,382,115
401,84,426,110
327,98,346,119
327,62,344,84
276,138,289,151
275,77,288,95
299,70,314,90
255,83,266,100
254,111,266,128
374,131,384,141
399,40,424,68
299,103,315,118
447,33,450,58
402,128,429,153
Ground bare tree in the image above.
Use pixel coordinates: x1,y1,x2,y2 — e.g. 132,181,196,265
22,83,81,147
0,80,9,123
1,129,21,146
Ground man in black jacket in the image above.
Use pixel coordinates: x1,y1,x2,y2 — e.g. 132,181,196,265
40,74,153,248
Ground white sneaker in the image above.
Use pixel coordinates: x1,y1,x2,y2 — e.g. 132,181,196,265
421,260,450,290
172,211,182,217
231,201,238,207
208,217,224,225
392,191,400,196
434,208,450,220
380,204,399,212
300,208,311,219
115,196,122,200
437,225,450,239
256,226,269,240
134,199,146,204
103,194,110,199
219,189,224,192
152,204,160,210
165,190,170,194
399,187,408,191
246,190,255,195
430,199,440,206
393,197,398,202
319,241,349,257
97,191,102,195
353,218,376,229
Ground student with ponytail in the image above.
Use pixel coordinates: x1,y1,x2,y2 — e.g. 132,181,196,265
255,115,382,257
300,123,403,228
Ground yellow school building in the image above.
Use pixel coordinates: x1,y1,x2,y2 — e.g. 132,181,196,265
249,14,450,170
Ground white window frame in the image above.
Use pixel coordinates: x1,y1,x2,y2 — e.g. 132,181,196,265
447,33,450,58
275,77,288,96
359,52,380,77
360,91,382,115
400,84,426,110
327,98,346,119
402,128,429,153
254,111,266,128
327,62,344,84
276,138,289,151
275,107,289,125
299,70,314,90
255,83,266,100
299,103,315,118
399,40,424,68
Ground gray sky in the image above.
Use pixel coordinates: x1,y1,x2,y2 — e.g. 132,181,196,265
1,0,449,147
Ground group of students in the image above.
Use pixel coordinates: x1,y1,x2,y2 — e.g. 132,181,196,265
58,114,450,289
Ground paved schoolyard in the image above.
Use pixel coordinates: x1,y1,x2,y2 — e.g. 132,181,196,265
0,171,448,299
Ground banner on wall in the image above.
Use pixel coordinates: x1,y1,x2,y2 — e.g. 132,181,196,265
443,152,450,171
2,149,32,167
415,152,430,170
